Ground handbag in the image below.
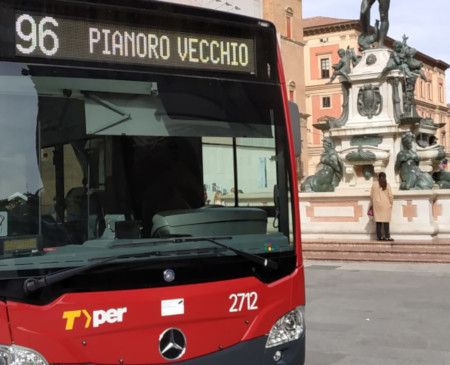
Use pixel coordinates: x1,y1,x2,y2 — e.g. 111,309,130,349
367,206,374,217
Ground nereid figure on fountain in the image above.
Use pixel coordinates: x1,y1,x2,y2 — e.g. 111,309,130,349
395,132,434,190
301,138,344,193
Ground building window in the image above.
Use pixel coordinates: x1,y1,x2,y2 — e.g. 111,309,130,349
439,82,444,103
285,7,294,39
427,83,431,100
320,58,330,79
286,16,292,39
322,96,331,109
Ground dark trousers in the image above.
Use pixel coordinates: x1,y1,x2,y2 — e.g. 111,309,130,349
376,222,390,239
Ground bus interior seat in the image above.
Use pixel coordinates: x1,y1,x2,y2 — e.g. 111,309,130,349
151,207,268,238
142,182,191,237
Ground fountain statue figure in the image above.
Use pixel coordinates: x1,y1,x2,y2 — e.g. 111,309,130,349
329,47,360,83
359,0,390,49
395,132,434,190
382,36,428,117
301,138,344,192
434,171,450,189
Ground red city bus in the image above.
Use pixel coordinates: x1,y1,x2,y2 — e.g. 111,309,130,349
0,0,305,364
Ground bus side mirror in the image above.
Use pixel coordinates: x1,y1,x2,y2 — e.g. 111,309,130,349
288,101,302,158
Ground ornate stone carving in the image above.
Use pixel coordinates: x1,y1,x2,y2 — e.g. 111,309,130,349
345,146,377,162
366,54,377,65
357,84,382,119
351,135,382,147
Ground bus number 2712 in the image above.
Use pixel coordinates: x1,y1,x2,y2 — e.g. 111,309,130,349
229,292,258,313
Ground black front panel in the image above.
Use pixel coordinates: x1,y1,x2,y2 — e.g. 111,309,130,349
0,253,296,304
180,335,305,365
14,12,255,74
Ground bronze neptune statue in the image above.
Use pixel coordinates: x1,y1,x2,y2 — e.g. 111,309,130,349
360,0,390,49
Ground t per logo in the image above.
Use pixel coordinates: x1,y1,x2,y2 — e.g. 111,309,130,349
63,307,127,330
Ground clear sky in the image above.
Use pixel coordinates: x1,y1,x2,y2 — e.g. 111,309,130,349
303,0,450,102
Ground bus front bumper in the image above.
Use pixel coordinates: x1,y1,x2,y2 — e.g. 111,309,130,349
179,335,305,365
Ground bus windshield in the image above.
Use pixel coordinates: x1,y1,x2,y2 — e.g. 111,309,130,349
0,62,294,276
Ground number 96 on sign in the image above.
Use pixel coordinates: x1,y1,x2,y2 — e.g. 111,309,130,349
16,14,59,56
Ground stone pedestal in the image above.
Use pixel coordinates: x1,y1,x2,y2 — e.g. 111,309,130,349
300,190,450,241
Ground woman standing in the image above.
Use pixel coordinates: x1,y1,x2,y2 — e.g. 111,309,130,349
370,172,394,241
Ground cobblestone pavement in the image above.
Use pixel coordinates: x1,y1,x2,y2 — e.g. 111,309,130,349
305,261,450,365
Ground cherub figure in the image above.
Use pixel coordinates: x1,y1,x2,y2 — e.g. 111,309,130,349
405,46,428,82
382,35,427,82
328,47,358,83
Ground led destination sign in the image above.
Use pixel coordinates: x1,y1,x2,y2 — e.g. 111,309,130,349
15,12,256,73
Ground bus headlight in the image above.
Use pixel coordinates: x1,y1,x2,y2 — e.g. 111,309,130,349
0,345,48,365
265,306,305,348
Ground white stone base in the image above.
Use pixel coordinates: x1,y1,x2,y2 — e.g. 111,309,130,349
435,191,450,239
300,190,450,242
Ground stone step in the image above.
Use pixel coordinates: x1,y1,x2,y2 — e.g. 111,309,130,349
304,251,450,263
303,243,450,254
302,240,450,263
303,239,450,246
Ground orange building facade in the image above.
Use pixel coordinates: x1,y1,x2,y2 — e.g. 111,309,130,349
263,0,307,176
303,17,450,176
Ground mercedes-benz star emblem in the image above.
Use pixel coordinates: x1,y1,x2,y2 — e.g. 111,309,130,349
159,328,186,360
163,269,175,283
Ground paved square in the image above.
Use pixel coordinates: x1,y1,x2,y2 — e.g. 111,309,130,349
305,261,450,364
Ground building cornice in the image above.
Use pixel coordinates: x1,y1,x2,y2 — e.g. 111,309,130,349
306,83,342,93
304,20,360,37
416,99,450,112
303,19,450,71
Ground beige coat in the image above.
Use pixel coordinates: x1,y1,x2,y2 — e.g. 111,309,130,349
370,181,393,222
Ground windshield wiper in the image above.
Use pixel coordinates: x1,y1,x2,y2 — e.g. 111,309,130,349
23,250,163,295
142,236,279,271
201,238,278,270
